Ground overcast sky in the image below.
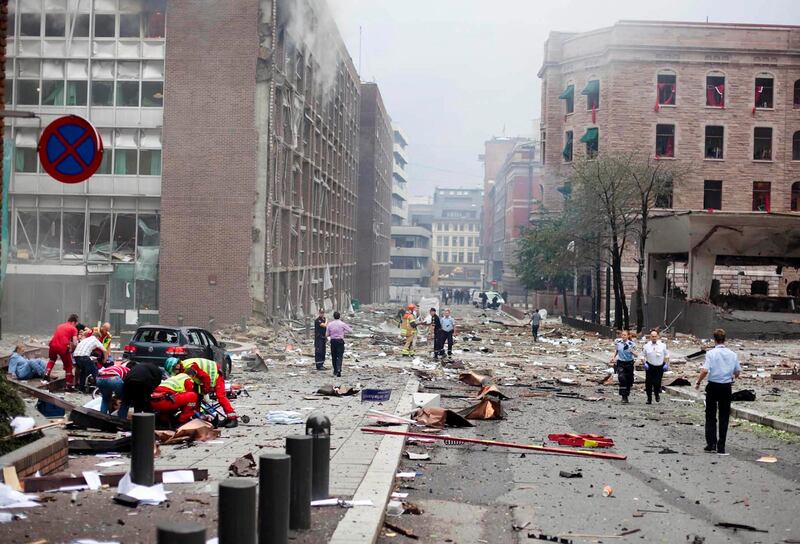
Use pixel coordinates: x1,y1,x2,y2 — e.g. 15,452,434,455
329,0,800,198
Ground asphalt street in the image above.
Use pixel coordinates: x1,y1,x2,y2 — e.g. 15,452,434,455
381,386,800,544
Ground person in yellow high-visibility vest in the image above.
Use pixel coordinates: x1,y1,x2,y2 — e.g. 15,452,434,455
400,304,418,356
150,369,199,425
166,357,238,428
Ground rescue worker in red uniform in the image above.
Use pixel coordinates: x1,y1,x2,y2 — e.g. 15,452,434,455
150,359,199,425
166,357,238,428
45,314,80,389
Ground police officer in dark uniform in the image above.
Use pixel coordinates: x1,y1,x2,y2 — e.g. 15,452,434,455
314,308,328,370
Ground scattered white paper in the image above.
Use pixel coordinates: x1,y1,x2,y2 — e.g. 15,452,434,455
405,452,430,461
266,411,305,425
82,471,102,491
83,397,103,410
96,461,126,468
95,454,122,458
391,492,409,499
72,540,121,544
0,513,14,523
162,471,195,484
57,485,89,492
0,483,40,508
396,472,417,479
117,473,167,506
207,440,226,445
10,416,36,435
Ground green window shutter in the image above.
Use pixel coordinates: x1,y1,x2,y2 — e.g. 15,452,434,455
558,85,574,99
579,127,598,143
581,80,599,95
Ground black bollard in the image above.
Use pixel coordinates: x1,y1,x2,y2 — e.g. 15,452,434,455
219,478,257,544
305,413,331,501
310,434,330,500
258,454,291,544
131,413,155,486
285,434,313,530
157,521,206,544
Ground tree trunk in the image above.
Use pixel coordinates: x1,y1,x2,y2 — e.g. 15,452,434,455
560,285,570,318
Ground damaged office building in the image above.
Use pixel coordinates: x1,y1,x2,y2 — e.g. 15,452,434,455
4,0,370,331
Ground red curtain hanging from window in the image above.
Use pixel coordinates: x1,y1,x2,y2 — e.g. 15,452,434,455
655,83,675,111
752,85,764,115
665,135,674,157
707,84,725,107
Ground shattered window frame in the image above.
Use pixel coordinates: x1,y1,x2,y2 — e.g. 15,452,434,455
703,180,722,210
753,127,772,161
704,125,724,159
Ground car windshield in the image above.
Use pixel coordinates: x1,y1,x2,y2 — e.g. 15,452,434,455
135,328,178,343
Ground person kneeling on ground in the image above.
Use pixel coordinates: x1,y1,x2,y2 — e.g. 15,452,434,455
165,357,238,428
150,363,200,426
7,344,47,380
97,360,132,417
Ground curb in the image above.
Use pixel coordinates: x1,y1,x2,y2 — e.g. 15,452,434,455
663,385,800,435
328,378,419,544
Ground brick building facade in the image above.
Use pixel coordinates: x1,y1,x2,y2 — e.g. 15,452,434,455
355,83,392,305
539,21,800,303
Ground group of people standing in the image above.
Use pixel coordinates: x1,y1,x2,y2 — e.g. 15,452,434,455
609,327,740,455
314,309,353,377
440,288,471,305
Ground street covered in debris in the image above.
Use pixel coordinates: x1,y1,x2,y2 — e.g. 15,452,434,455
1,303,799,542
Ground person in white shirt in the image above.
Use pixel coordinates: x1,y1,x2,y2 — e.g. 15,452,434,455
73,332,109,392
641,329,669,404
695,328,741,455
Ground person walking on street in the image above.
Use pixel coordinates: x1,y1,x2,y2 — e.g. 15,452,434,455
45,314,80,389
530,309,541,342
73,331,109,392
480,292,488,309
400,304,418,356
429,308,444,359
610,330,637,403
440,308,455,358
326,311,352,377
314,308,328,370
695,328,741,455
642,329,669,404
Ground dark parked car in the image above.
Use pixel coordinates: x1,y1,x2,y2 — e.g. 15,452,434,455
123,326,233,378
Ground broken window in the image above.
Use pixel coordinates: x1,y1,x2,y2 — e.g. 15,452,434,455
112,213,136,261
62,212,85,258
116,81,139,107
141,81,163,107
751,280,769,296
791,182,800,212
16,80,40,105
559,84,574,114
582,79,599,111
656,73,676,106
94,14,115,38
706,74,725,107
14,147,38,173
702,125,723,159
703,180,722,210
38,211,61,260
20,13,41,36
655,124,674,158
13,211,37,260
73,13,90,37
753,127,772,160
562,130,573,162
580,127,598,158
752,181,771,212
754,76,773,109
88,212,111,262
655,176,673,209
793,131,800,161
114,149,138,175
41,79,65,105
139,150,161,175
44,12,65,37
144,8,165,39
8,13,14,37
91,81,114,106
119,13,140,38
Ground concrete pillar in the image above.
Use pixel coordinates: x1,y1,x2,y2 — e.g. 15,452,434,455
647,257,669,297
688,249,716,299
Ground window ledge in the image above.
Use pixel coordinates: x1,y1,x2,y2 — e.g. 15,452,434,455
655,156,676,160
754,107,774,111
752,159,774,163
704,158,725,162
705,106,725,109
657,104,677,108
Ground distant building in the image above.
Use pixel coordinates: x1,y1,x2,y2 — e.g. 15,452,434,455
538,20,800,329
390,226,432,287
355,83,392,305
431,188,483,290
408,196,433,232
391,124,409,226
480,137,541,299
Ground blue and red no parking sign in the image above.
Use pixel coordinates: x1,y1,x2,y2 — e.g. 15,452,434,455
38,115,104,184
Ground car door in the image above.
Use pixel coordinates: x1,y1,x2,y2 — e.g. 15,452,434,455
184,329,207,360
